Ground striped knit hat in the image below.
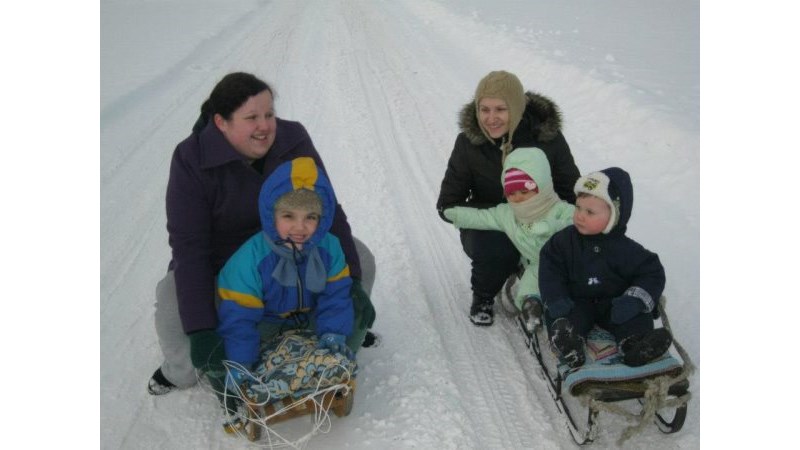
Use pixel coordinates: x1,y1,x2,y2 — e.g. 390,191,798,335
503,168,539,196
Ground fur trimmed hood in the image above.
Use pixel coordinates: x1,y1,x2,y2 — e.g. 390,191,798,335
458,91,564,146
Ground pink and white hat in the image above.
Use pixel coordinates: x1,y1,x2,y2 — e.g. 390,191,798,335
503,168,539,196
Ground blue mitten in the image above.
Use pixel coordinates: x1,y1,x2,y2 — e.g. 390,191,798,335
318,333,355,360
545,297,574,319
610,295,646,324
224,365,258,393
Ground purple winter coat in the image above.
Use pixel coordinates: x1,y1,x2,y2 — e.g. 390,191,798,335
166,118,360,333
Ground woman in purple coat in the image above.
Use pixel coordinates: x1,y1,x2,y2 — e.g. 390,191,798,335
147,72,377,396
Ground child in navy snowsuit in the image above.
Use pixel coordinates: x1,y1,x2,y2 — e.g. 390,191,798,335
538,167,672,368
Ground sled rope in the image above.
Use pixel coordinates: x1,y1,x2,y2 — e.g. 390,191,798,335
251,372,353,449
579,297,695,445
201,362,354,449
658,296,696,379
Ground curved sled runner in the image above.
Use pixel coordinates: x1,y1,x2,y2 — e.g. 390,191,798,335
501,277,693,445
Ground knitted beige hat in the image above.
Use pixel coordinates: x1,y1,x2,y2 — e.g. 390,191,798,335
474,71,526,160
274,188,322,216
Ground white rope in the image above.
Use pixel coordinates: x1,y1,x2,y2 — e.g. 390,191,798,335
576,296,695,445
200,360,355,449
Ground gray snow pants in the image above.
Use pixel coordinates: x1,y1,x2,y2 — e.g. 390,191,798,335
154,237,376,388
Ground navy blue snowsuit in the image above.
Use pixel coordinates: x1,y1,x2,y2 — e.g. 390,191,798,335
538,168,665,342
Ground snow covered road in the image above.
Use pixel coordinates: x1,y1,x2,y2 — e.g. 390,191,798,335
101,1,699,448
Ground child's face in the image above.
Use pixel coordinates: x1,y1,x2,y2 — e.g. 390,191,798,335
274,207,320,249
478,97,510,138
506,188,538,203
573,195,611,235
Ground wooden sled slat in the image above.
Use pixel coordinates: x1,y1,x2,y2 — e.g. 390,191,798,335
244,379,356,436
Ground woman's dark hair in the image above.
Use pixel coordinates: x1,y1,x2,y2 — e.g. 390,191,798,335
192,72,273,133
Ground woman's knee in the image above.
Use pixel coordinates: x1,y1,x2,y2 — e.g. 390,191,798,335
461,230,519,266
353,236,375,295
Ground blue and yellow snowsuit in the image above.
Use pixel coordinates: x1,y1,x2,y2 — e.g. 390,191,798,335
216,157,354,368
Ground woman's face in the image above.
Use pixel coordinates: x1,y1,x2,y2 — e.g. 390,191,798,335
478,97,510,139
215,90,276,160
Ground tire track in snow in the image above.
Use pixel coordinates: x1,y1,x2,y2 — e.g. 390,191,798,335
102,3,328,449
326,2,557,448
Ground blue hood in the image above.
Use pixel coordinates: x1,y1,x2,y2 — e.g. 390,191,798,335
600,167,633,234
258,157,337,249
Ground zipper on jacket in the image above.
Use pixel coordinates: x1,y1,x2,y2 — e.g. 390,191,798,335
289,240,309,328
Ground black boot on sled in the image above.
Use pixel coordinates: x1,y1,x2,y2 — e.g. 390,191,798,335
621,328,673,367
550,318,585,368
220,396,248,434
470,294,495,326
520,296,543,331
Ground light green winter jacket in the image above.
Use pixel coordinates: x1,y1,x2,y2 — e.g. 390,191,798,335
444,147,574,309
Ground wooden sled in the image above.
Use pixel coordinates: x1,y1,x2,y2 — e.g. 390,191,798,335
502,276,693,445
240,379,356,442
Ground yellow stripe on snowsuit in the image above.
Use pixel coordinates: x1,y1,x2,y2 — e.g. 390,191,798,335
218,288,264,309
327,265,351,282
279,307,312,319
291,157,319,191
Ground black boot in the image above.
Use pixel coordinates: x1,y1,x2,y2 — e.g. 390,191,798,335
147,367,177,396
520,296,543,331
621,328,673,367
361,330,382,348
550,318,585,368
469,294,495,326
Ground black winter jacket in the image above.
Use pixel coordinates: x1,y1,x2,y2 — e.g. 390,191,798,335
436,91,580,222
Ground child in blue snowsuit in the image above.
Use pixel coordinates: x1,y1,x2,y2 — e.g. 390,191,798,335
215,157,355,388
538,167,672,368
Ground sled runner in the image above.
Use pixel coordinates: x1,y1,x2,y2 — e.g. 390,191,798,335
501,276,693,445
214,329,358,445
230,379,356,442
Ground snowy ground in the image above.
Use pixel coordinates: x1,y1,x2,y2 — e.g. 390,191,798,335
29,0,800,447
11,0,800,447
95,0,705,448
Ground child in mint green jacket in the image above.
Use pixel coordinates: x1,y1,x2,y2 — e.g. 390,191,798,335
444,147,574,323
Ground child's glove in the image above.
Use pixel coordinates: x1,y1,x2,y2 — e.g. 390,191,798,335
443,208,458,222
318,333,355,360
545,297,574,319
224,365,258,393
189,329,226,374
610,295,646,324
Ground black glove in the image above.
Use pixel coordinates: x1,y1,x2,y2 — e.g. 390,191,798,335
610,295,646,324
189,329,226,373
545,296,574,319
351,278,376,329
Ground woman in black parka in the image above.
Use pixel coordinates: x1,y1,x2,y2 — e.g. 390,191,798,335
436,70,580,326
